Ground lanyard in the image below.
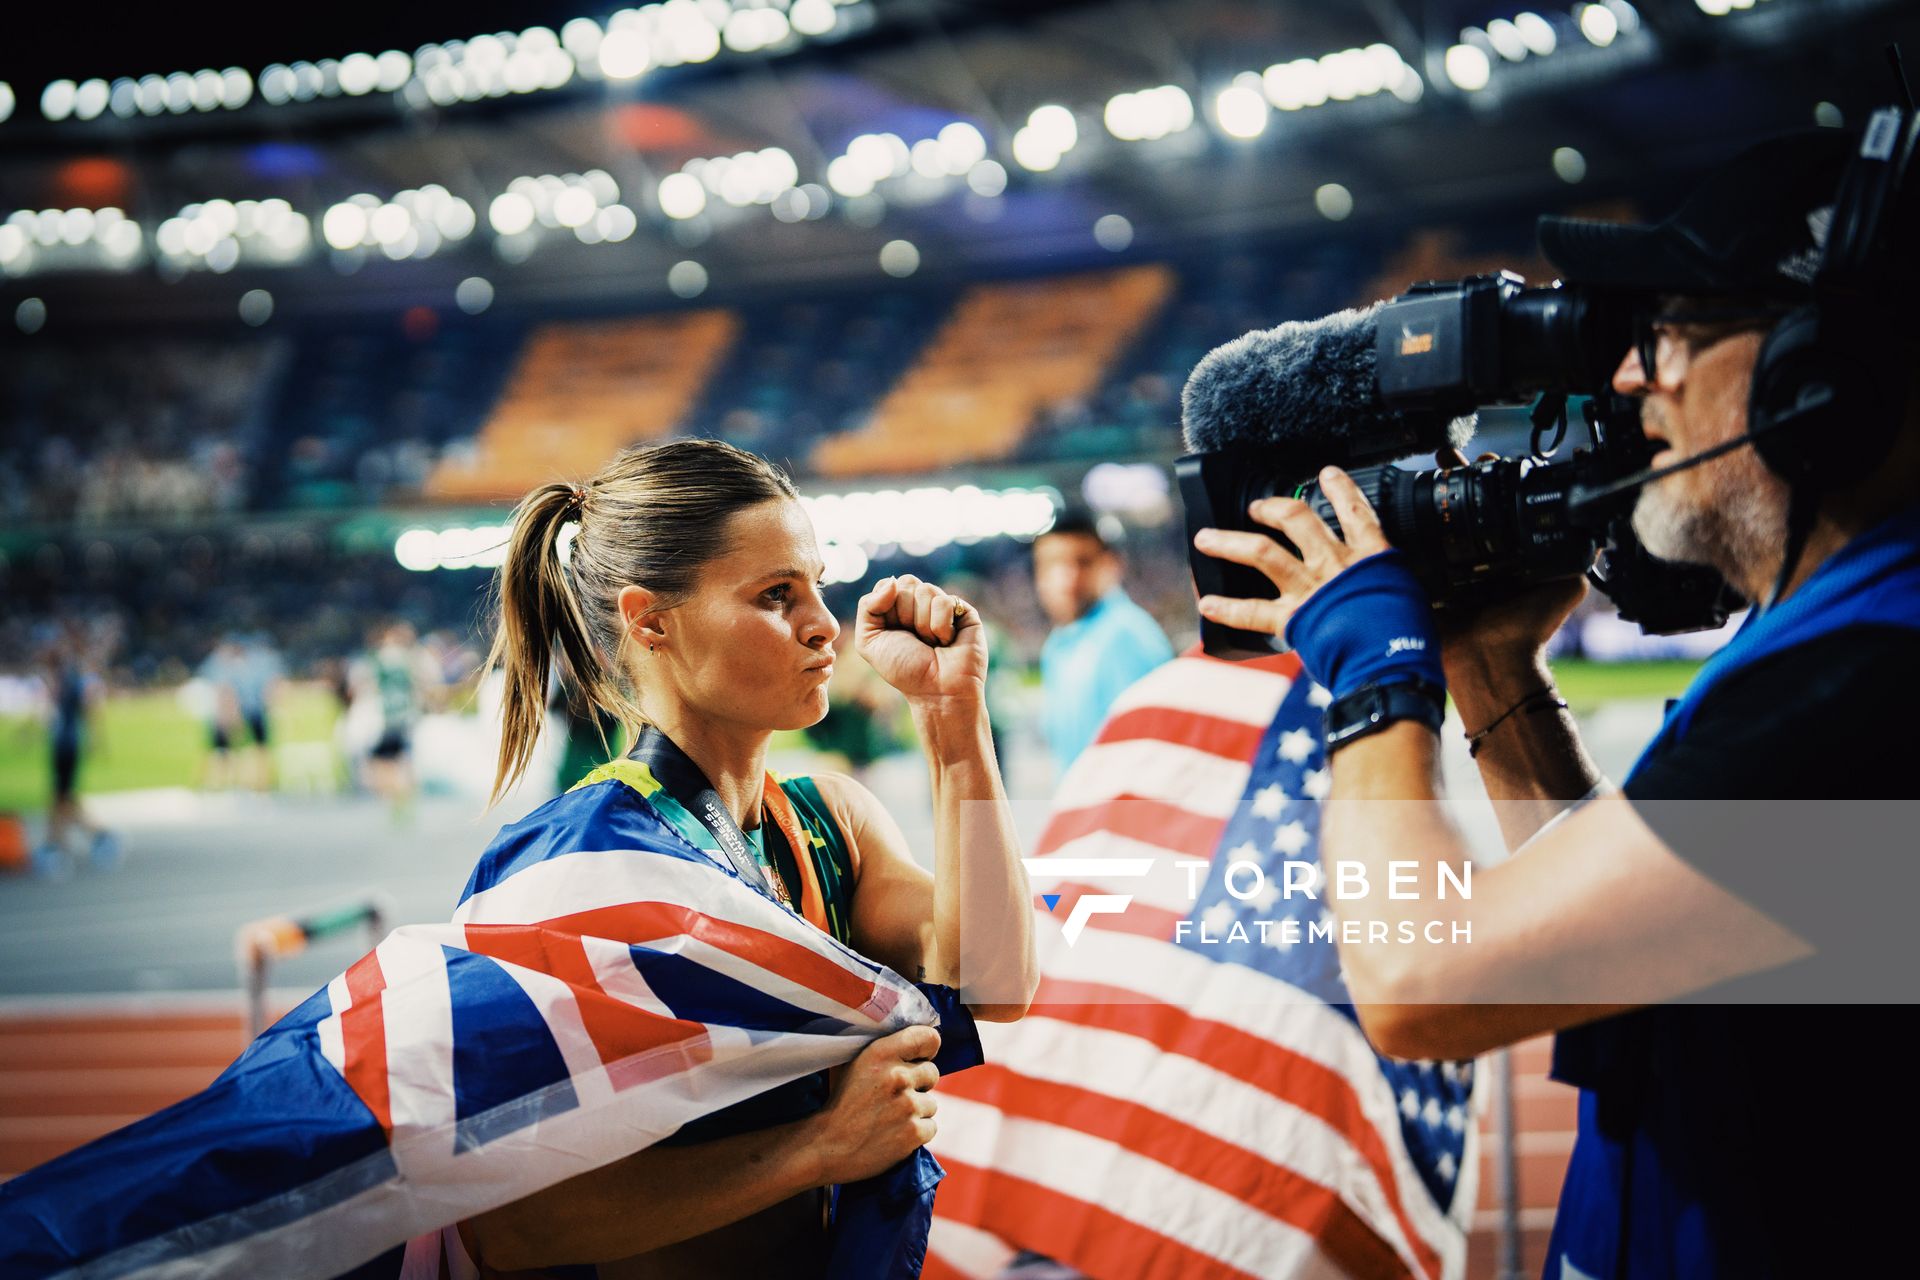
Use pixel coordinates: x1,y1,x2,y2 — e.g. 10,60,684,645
628,725,795,909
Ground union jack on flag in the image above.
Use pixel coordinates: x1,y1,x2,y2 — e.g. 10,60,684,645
0,773,973,1279
925,648,1477,1280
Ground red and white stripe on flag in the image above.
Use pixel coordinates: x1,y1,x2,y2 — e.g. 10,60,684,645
926,648,1473,1280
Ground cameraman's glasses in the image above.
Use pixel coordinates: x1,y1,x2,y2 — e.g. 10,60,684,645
1631,303,1793,389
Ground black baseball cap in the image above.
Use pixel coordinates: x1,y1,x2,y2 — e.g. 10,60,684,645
1537,129,1853,301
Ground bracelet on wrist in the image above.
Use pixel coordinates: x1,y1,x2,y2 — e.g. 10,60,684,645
1463,687,1569,758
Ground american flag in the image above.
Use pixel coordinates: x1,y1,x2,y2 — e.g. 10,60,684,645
0,777,966,1280
924,648,1476,1280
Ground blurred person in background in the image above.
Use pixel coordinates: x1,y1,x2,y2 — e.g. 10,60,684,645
196,633,282,792
35,628,118,875
351,621,441,821
1032,505,1173,773
460,438,1036,1277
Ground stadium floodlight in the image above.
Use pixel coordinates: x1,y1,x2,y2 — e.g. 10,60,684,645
188,70,221,111
259,66,293,105
1214,82,1269,139
375,52,412,92
488,192,536,236
910,139,945,181
370,203,412,245
878,238,919,278
552,187,596,228
966,159,1008,198
1577,3,1619,45
41,80,78,122
1109,85,1193,141
100,220,142,261
595,205,637,243
1011,126,1061,171
290,63,322,102
658,173,708,220
1485,20,1529,62
1319,49,1373,100
662,2,722,64
1027,104,1078,153
394,529,442,573
791,0,837,37
433,198,477,240
73,79,109,119
58,209,94,247
0,225,27,271
238,289,273,326
562,17,604,60
825,155,874,198
1553,145,1588,183
600,27,652,77
1514,12,1557,56
1314,182,1354,220
339,53,379,96
323,203,369,250
667,259,709,298
1444,43,1492,91
1261,61,1319,111
0,82,12,124
456,276,494,314
936,122,988,174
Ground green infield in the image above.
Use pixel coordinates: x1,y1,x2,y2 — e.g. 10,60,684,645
0,683,340,813
1547,658,1703,710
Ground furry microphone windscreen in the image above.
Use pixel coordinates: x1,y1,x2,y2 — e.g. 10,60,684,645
1180,304,1389,454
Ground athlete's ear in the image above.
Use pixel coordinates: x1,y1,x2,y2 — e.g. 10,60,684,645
617,585,668,652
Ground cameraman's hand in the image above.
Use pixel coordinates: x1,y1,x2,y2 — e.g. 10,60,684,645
1431,449,1587,700
803,1024,941,1186
1195,467,1443,700
1193,465,1392,642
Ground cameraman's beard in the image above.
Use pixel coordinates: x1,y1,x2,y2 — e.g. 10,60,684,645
1631,445,1788,579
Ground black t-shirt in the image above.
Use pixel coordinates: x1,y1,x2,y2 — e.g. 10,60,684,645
1551,624,1919,1276
1621,623,1920,987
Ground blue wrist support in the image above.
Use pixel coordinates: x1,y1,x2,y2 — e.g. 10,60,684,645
1283,550,1445,700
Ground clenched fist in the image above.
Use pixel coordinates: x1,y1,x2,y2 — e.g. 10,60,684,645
806,1024,942,1185
855,574,987,706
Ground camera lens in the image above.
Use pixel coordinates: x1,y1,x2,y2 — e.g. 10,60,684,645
1299,458,1597,603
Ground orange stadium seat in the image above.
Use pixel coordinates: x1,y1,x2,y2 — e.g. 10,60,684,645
424,310,739,501
813,264,1174,477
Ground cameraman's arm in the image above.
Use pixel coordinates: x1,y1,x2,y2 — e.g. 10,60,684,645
1442,586,1606,851
1320,723,1806,1060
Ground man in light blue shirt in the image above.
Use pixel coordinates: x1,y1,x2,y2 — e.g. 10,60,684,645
1034,508,1174,772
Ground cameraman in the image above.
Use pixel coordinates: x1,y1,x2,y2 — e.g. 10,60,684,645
1193,126,1920,1276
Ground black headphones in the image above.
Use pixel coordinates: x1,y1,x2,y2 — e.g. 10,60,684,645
1749,106,1919,490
